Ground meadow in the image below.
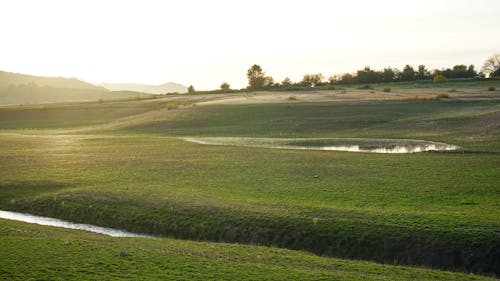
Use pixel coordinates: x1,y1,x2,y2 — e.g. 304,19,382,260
0,83,499,279
2,218,495,280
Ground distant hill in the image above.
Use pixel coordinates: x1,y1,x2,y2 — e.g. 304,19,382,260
0,71,151,105
98,82,187,94
0,71,107,91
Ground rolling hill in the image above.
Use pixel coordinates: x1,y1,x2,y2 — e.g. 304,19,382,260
0,71,152,105
0,70,106,91
98,82,187,94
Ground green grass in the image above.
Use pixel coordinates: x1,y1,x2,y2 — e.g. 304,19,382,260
123,100,500,151
0,87,499,276
0,219,494,280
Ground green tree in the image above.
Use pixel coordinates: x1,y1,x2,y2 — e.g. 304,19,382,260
482,54,500,77
401,65,416,81
467,65,478,77
356,67,380,83
187,85,195,93
381,68,395,82
416,65,430,80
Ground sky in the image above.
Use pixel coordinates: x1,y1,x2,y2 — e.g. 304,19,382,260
1,0,499,90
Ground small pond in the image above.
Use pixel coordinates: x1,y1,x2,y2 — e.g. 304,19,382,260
184,137,460,154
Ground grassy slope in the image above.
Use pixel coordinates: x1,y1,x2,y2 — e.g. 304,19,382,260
0,89,499,275
0,219,494,281
125,100,500,150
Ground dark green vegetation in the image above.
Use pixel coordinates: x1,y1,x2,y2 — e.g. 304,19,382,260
2,219,494,281
0,87,499,278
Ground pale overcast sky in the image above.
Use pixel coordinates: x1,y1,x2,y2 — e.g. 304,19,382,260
1,0,499,89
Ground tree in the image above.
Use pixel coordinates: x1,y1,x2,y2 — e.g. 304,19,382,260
300,73,323,87
339,73,355,84
401,65,416,81
356,67,380,83
482,54,500,77
416,65,430,80
247,64,267,90
220,82,230,91
328,75,341,85
467,65,478,78
265,76,275,87
187,85,195,93
381,68,395,82
281,77,292,87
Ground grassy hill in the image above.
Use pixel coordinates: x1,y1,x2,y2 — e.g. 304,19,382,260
0,71,154,105
0,85,498,278
0,70,106,91
99,82,187,94
0,219,494,280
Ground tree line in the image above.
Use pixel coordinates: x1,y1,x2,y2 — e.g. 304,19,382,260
185,54,500,92
243,54,500,90
246,64,482,90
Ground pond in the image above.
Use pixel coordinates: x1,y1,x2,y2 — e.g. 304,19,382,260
184,137,460,154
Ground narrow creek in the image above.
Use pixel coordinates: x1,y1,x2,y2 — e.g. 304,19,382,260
0,210,153,238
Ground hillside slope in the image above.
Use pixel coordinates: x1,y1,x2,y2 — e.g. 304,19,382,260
0,219,493,281
99,82,187,94
0,71,152,105
0,70,106,91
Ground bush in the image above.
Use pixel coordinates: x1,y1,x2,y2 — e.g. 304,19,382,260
288,96,297,101
436,93,450,99
433,75,447,83
488,86,496,91
165,102,178,110
383,87,391,92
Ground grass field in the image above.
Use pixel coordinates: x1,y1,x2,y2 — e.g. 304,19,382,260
2,219,494,281
0,85,499,279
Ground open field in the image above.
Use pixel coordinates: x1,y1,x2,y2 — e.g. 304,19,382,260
0,84,499,278
1,219,494,281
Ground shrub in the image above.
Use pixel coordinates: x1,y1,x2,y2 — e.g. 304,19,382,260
488,86,496,91
383,87,391,92
165,102,178,110
288,96,297,101
436,93,450,99
433,75,447,83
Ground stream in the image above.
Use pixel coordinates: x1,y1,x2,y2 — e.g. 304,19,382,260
0,210,153,238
